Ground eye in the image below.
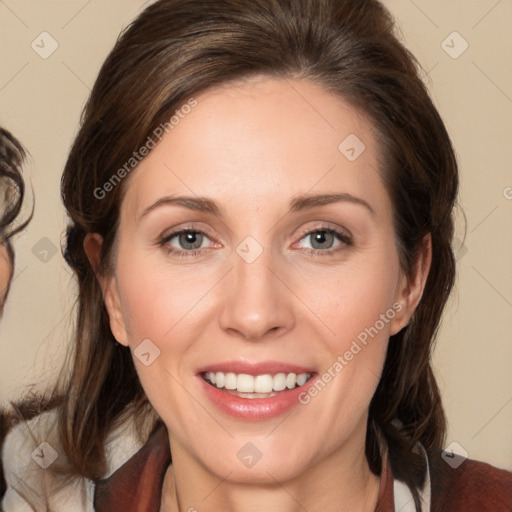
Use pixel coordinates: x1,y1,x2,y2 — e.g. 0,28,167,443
295,226,352,256
159,228,215,258
158,225,353,259
171,230,207,250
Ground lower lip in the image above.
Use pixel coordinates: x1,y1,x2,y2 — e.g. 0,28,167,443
198,374,318,420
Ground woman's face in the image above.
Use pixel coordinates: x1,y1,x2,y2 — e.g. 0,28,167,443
0,243,11,315
95,76,427,484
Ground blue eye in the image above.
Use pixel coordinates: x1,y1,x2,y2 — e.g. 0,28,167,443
296,227,352,256
159,225,352,259
159,229,211,258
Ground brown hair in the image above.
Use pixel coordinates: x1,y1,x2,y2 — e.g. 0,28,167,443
16,0,459,509
0,128,31,311
0,127,32,497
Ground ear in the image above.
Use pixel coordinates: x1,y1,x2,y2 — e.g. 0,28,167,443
83,233,129,346
390,233,432,336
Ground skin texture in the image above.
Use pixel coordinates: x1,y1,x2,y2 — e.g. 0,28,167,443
0,244,11,316
85,76,431,511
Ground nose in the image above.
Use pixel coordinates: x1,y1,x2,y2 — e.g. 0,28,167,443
218,243,295,341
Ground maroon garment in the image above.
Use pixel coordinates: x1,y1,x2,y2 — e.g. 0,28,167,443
94,423,512,511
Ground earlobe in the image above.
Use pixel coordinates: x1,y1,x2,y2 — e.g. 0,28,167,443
390,233,432,336
102,276,130,346
83,233,129,346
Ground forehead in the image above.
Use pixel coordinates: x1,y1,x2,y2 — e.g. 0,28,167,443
120,76,388,220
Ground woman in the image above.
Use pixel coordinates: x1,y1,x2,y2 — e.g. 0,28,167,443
2,0,511,510
0,128,29,317
0,127,32,504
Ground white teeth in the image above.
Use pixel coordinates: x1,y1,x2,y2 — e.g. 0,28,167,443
254,374,273,393
204,371,312,393
286,373,296,389
273,373,287,391
224,372,237,390
237,374,254,393
226,389,278,399
214,372,224,387
296,373,308,386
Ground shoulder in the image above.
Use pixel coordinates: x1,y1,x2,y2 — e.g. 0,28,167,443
94,421,171,512
1,408,144,511
1,409,93,511
428,448,512,510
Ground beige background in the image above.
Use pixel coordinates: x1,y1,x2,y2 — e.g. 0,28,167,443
0,0,511,471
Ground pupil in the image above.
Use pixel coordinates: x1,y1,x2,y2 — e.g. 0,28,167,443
181,232,201,249
312,231,332,249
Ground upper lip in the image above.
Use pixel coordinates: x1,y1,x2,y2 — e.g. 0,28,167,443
196,360,316,376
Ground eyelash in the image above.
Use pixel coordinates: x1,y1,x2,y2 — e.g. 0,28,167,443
159,225,353,259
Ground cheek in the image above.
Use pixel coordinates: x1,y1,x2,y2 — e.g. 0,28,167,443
117,253,211,343
296,248,399,416
0,247,11,299
300,250,400,345
116,233,400,360
114,253,215,415
114,259,204,425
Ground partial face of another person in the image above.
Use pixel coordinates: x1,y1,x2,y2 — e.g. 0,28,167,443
0,243,12,316
93,76,428,484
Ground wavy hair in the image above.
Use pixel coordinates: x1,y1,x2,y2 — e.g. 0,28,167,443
0,127,32,499
0,128,31,311
9,1,459,510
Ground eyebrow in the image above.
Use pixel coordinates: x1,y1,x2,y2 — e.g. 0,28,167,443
139,192,375,220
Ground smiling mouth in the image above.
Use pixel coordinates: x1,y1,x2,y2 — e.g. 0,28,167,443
201,371,314,399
